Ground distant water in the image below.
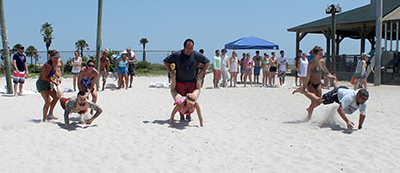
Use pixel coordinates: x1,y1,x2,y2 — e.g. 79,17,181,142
2,50,172,65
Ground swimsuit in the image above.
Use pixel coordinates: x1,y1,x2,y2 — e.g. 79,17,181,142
308,81,321,89
263,61,270,71
174,97,195,115
49,68,54,76
311,66,323,73
81,69,94,88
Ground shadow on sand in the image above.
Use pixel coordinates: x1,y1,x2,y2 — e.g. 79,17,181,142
143,119,193,130
319,123,355,134
283,119,354,134
53,121,98,131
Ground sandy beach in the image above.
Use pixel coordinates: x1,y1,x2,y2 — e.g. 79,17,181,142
1,74,400,172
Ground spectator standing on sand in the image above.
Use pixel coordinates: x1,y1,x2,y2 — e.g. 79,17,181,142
268,52,278,86
277,50,288,86
252,50,262,84
229,51,239,87
297,52,309,89
71,50,82,91
262,53,270,87
243,53,253,87
126,47,137,88
294,50,302,86
12,45,28,96
99,50,110,91
220,49,229,87
213,50,221,89
353,53,369,90
116,51,129,89
240,53,245,83
197,49,206,87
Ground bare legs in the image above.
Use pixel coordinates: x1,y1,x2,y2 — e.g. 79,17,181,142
268,71,276,86
102,76,107,91
14,83,24,96
230,72,237,87
40,88,59,122
262,70,268,86
72,74,78,91
129,75,134,88
243,72,253,87
354,78,367,90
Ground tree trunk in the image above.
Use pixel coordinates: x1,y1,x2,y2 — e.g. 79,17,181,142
46,46,49,61
81,47,83,58
143,44,146,62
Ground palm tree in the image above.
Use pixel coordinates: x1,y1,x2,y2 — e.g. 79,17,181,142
40,22,54,60
75,39,89,57
139,38,148,62
26,45,37,65
11,43,22,55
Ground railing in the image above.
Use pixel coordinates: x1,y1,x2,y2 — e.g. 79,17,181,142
323,54,361,72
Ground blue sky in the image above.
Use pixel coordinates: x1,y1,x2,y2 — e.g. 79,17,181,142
2,0,371,64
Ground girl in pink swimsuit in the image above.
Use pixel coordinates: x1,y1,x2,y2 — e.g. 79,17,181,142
169,93,203,127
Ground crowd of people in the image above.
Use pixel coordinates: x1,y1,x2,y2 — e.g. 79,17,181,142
9,41,370,131
211,49,290,88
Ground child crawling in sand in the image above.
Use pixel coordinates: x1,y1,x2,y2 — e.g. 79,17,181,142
169,65,204,127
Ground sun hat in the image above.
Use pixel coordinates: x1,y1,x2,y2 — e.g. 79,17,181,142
121,50,128,55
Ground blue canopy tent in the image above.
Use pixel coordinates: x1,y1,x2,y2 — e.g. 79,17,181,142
224,36,279,50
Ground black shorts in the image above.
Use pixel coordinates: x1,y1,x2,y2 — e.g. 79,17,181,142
322,86,349,105
269,66,277,72
128,64,135,76
295,70,299,77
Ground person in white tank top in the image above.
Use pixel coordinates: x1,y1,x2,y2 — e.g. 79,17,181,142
298,52,309,89
71,50,82,91
229,51,239,87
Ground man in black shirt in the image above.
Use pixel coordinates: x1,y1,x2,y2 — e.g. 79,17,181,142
164,39,210,101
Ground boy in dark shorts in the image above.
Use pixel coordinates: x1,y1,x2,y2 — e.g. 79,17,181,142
292,80,368,130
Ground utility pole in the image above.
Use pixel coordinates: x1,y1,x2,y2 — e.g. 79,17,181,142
372,0,382,86
0,0,13,94
326,4,341,72
95,0,103,91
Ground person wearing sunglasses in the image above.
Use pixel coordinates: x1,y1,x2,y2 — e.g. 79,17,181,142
292,80,369,130
78,60,99,113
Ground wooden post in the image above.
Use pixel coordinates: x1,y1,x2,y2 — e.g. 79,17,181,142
0,0,13,94
95,0,103,91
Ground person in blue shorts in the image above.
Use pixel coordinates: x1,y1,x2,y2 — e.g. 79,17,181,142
116,51,129,89
252,50,262,84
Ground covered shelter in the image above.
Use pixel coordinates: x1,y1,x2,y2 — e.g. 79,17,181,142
224,36,279,50
287,0,400,84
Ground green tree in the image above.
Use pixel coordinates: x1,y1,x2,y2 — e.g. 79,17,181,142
10,43,22,55
139,38,148,62
26,45,37,65
40,22,54,60
75,39,89,57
